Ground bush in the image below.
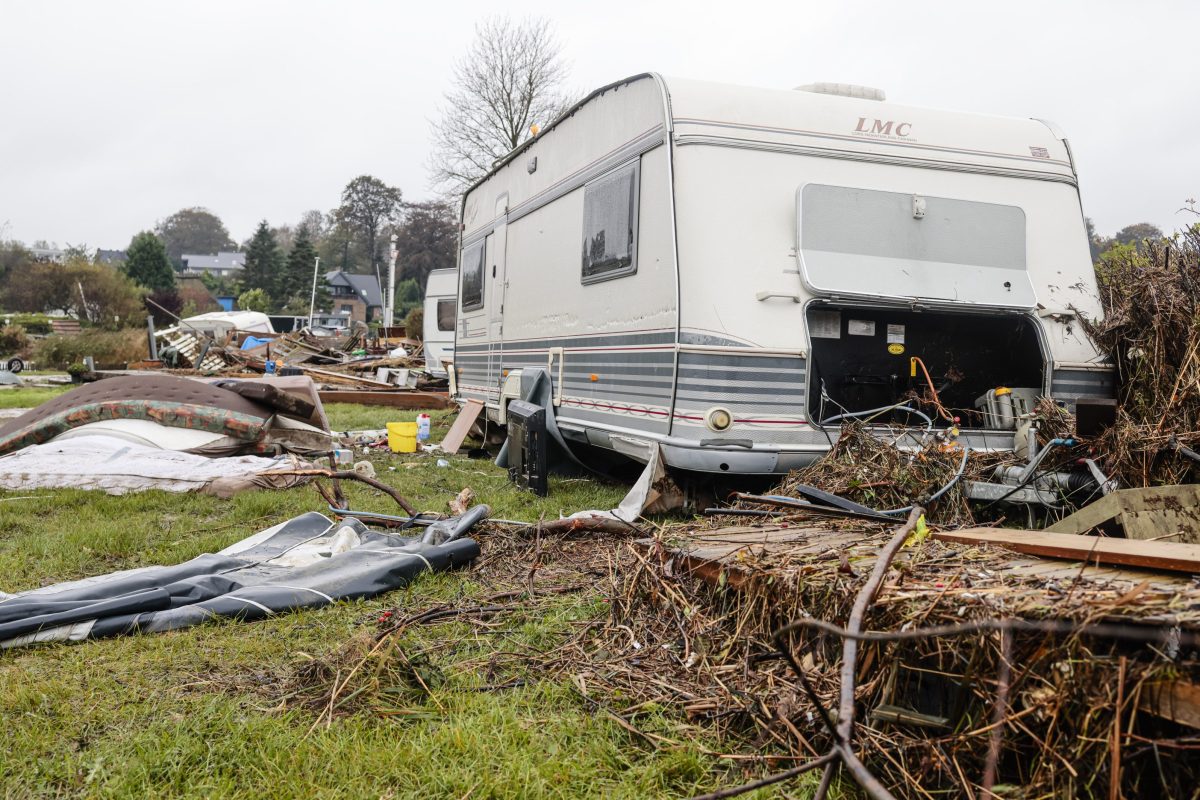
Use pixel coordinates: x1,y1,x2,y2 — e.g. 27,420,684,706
237,288,269,313
31,329,148,370
403,306,424,341
0,325,29,355
1,313,52,335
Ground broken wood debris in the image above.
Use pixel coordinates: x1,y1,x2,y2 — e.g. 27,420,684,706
147,320,449,403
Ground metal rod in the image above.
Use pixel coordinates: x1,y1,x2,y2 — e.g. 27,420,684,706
308,256,321,328
731,493,897,523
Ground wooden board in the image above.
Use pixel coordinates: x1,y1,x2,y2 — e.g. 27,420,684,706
1139,681,1200,730
933,528,1200,574
317,391,449,410
1046,485,1200,544
441,399,484,455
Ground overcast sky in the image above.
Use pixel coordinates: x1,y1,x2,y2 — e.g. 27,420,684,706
2,0,1197,249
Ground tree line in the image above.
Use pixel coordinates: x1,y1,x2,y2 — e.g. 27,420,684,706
0,175,459,327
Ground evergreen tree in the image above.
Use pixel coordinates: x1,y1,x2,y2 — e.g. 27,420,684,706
124,232,176,292
281,229,318,303
241,220,283,305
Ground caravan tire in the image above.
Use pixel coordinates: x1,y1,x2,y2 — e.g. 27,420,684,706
7,358,24,373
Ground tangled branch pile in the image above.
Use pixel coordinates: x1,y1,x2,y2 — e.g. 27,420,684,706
1083,225,1200,485
770,422,1011,526
564,527,1200,798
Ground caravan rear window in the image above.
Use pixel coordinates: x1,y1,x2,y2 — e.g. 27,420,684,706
581,161,639,284
460,241,484,311
436,298,455,331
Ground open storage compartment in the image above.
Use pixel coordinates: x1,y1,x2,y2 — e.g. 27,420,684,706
806,303,1046,428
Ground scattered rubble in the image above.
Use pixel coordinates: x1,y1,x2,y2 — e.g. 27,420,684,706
151,313,448,400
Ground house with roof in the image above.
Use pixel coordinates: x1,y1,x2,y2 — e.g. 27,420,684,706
324,270,383,323
94,248,127,265
181,251,246,278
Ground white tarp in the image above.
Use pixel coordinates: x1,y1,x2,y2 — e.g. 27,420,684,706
0,435,297,495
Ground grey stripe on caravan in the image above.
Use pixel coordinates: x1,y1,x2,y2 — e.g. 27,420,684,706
563,389,674,407
514,356,676,369
673,117,1073,169
678,353,807,370
559,366,674,380
674,134,1079,187
676,395,806,409
557,408,668,433
455,330,676,353
681,381,801,395
561,380,673,397
677,390,806,405
678,331,752,347
462,125,668,248
677,368,806,384
561,373,673,388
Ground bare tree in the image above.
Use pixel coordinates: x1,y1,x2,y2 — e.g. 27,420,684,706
429,16,571,195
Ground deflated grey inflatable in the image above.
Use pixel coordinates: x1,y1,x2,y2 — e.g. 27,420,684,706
0,512,481,648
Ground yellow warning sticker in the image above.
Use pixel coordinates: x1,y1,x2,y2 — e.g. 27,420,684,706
887,343,905,355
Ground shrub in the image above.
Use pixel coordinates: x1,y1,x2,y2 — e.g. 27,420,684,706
0,325,29,355
1,313,52,335
237,288,269,313
31,329,148,370
403,306,424,341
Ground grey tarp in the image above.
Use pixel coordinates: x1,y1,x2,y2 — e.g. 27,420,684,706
0,512,480,648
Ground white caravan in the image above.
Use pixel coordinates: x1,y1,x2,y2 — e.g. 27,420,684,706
422,268,457,377
452,74,1112,474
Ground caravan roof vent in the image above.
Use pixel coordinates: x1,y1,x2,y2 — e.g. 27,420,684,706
794,83,886,101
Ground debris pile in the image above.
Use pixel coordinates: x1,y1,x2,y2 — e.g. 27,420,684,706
559,518,1200,798
154,318,447,397
0,373,331,494
1082,225,1200,486
764,422,1012,526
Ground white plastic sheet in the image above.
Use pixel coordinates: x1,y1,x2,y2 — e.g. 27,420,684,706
0,435,292,495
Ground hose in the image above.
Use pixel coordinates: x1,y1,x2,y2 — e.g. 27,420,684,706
820,403,934,434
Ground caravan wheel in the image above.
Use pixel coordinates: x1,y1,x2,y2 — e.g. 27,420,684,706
6,358,24,373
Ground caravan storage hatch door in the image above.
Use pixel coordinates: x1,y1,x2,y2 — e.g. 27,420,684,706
797,184,1035,308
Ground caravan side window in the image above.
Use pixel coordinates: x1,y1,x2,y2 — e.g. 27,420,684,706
436,299,455,331
581,161,639,284
460,241,484,311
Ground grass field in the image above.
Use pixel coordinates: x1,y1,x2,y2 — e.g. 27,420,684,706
0,395,805,799
0,385,70,409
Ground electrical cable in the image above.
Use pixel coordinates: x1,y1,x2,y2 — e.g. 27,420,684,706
910,356,955,422
819,403,934,434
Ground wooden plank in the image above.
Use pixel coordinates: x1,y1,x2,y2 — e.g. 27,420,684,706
441,399,484,454
1047,486,1200,543
1139,681,1200,730
933,528,1200,574
318,391,449,410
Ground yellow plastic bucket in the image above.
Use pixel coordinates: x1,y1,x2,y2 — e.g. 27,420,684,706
387,421,418,453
